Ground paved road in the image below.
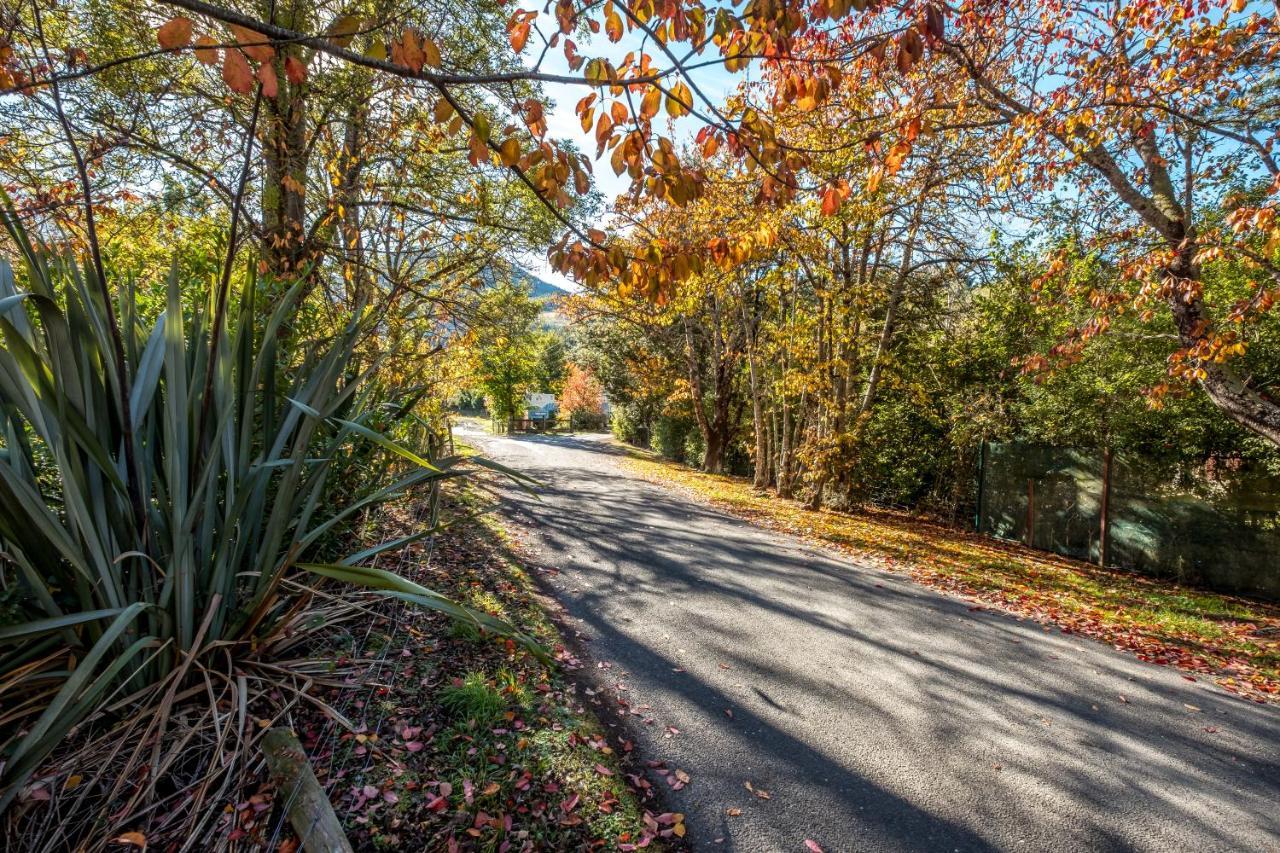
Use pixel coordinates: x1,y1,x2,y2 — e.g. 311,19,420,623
461,428,1280,853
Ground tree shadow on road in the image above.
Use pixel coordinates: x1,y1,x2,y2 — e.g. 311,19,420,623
491,456,1280,852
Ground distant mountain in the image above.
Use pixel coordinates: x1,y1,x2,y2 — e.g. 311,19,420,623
476,266,572,304
512,267,572,302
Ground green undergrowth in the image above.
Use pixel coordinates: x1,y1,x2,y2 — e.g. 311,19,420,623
283,484,658,851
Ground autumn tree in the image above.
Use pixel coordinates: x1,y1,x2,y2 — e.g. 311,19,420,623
769,0,1280,445
559,363,605,428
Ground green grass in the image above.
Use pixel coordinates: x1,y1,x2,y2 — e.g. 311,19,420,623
437,671,511,727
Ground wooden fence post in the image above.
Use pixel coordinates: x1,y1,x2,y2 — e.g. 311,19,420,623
1099,447,1113,567
1025,478,1035,548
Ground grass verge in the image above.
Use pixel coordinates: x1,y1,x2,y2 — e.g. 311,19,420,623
620,450,1280,704
271,484,677,851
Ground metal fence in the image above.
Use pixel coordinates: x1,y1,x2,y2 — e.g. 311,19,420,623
976,442,1280,601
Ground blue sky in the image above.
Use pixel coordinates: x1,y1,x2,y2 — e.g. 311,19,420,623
518,19,749,289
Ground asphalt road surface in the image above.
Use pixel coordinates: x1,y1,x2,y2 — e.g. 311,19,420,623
459,427,1280,853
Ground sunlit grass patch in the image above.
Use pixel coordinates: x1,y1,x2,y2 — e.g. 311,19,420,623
621,451,1280,703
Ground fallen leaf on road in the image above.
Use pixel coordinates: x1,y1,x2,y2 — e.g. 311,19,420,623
725,708,734,719
726,808,742,816
1118,695,1130,704
1184,704,1201,712
805,841,825,853
675,769,691,784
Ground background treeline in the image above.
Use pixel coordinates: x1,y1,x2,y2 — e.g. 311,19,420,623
574,237,1280,524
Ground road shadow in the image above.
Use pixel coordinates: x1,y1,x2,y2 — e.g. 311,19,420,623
488,450,1280,852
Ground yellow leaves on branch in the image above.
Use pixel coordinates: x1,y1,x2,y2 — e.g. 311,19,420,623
666,82,693,117
640,85,661,120
604,1,625,43
499,137,522,167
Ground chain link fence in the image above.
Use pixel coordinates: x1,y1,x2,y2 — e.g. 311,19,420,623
976,442,1280,601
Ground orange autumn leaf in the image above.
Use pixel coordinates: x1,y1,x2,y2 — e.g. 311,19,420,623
284,55,306,84
257,62,278,98
228,23,274,63
222,49,255,94
193,35,219,66
157,18,193,50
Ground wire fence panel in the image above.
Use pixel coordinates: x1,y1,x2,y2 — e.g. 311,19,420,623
977,442,1280,601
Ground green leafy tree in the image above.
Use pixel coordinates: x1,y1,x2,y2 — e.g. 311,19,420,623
471,278,540,428
533,332,568,395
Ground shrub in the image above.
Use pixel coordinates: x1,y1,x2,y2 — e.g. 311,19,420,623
0,209,538,813
651,414,694,461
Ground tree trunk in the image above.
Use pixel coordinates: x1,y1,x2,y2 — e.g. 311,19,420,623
1166,250,1280,445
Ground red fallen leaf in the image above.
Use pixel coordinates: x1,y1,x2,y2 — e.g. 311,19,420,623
383,790,399,805
805,841,825,853
426,795,448,812
595,763,613,776
562,792,580,813
362,785,379,799
405,740,425,752
1204,726,1219,733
